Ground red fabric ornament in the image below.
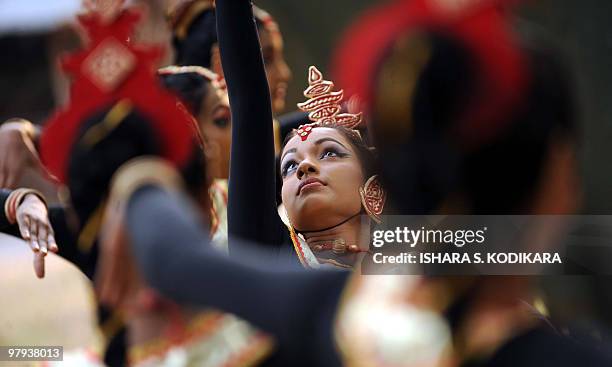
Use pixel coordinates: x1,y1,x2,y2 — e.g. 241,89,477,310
40,8,200,184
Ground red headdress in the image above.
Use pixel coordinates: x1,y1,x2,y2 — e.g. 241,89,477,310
40,2,200,184
331,0,527,148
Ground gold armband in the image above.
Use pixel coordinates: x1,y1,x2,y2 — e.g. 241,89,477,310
109,156,185,204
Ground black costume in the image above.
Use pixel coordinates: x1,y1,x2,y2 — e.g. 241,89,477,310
218,0,289,254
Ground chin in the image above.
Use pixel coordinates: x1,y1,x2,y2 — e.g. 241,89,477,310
291,196,344,229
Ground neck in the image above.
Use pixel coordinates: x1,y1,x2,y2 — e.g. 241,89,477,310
303,214,367,248
301,215,371,268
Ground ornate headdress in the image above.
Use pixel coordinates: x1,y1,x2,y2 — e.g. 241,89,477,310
295,66,363,141
158,65,226,91
40,1,201,183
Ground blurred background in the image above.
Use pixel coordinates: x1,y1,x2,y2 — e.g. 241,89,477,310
0,0,611,360
1,0,611,211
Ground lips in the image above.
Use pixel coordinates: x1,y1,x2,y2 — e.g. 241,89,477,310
297,177,326,195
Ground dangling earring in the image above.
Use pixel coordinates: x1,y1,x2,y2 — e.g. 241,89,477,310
360,175,385,224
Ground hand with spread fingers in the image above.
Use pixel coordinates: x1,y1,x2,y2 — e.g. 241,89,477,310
15,193,58,278
0,119,46,189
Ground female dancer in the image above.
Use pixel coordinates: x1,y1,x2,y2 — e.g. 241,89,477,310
96,1,612,366
217,0,384,268
158,66,232,247
0,5,270,365
168,0,292,115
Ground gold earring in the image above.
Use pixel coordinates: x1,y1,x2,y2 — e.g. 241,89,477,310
359,175,385,223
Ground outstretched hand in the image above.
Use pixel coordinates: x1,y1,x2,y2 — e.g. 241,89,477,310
16,194,58,278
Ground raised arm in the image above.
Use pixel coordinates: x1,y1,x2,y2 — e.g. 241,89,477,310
216,0,285,252
125,185,346,366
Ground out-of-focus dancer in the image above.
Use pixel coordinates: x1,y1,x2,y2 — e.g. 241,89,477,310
93,0,612,366
0,2,274,366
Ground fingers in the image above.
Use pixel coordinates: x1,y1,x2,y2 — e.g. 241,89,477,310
29,217,40,253
18,213,31,241
38,224,49,255
48,233,59,253
33,252,45,279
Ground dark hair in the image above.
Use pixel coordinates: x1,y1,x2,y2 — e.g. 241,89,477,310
173,9,217,68
281,125,377,181
372,34,576,214
159,72,210,116
67,105,207,228
174,8,268,68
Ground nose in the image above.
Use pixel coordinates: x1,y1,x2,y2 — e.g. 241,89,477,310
278,60,292,83
297,158,318,180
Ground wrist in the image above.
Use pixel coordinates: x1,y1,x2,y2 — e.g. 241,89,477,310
4,188,47,224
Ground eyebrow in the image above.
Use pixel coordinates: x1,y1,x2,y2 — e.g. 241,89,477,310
280,148,297,162
281,137,349,162
314,137,348,149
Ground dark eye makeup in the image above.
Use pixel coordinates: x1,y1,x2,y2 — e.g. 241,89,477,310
281,145,349,178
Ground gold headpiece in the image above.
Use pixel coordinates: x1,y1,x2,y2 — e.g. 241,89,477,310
296,66,363,141
158,65,226,91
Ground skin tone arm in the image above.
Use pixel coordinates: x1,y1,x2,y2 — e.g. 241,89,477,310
0,119,47,189
1,189,58,278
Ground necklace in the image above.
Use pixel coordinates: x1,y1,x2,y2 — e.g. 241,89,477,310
309,238,370,255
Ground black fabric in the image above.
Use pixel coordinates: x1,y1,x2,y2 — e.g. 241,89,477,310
216,0,286,252
0,189,18,234
126,185,347,367
462,326,612,367
67,106,162,229
174,8,218,68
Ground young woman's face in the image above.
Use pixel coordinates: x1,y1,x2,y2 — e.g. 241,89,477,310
210,26,291,114
197,83,231,180
259,27,292,114
280,127,365,231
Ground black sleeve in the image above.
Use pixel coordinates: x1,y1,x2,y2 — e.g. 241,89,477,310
126,186,346,367
216,0,286,252
48,207,94,274
0,189,19,235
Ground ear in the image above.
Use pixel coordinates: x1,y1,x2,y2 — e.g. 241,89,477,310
359,175,385,223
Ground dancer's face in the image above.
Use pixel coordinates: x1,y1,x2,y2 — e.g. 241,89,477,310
280,127,365,231
210,25,291,114
197,84,231,180
259,27,292,114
